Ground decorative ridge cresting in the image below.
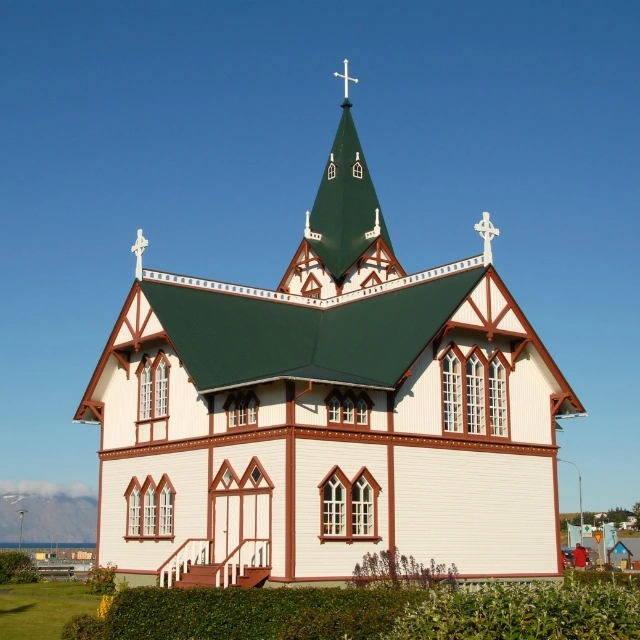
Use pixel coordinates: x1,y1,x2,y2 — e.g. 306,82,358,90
142,254,485,309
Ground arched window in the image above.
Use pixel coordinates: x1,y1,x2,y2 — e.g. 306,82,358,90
466,354,485,434
128,486,141,536
357,399,368,425
489,359,508,436
343,397,354,424
248,396,257,425
159,485,173,536
443,352,462,432
351,476,373,535
327,163,336,180
143,486,156,536
328,396,341,423
238,399,247,426
353,162,363,179
155,360,168,417
228,400,236,427
140,362,152,420
323,475,346,535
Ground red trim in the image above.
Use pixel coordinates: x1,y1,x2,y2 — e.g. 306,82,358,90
285,381,295,580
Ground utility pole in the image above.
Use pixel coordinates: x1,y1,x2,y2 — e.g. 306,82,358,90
558,458,584,545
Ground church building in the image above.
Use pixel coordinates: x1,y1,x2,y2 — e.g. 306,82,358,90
75,61,584,588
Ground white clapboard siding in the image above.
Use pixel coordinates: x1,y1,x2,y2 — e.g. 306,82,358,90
286,257,335,296
489,278,508,320
140,311,163,338
496,309,526,334
99,450,209,572
368,389,387,431
295,382,329,426
394,350,441,435
257,382,286,427
295,440,388,578
510,352,554,445
450,301,484,326
470,277,488,318
211,440,286,577
113,322,133,347
101,361,137,450
163,351,209,441
394,447,557,575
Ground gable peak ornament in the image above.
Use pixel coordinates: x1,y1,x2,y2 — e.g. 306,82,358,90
334,59,358,100
131,228,149,280
474,212,500,265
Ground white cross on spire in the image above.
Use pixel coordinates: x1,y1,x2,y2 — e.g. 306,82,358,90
474,212,500,265
334,59,358,100
131,228,148,280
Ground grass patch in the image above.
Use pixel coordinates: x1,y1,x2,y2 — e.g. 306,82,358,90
0,582,100,640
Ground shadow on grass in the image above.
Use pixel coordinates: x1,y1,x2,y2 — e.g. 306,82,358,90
0,602,36,615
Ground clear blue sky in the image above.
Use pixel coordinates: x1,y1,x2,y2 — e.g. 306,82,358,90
1,2,638,515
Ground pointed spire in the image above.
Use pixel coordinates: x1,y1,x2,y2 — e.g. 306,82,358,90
306,101,394,277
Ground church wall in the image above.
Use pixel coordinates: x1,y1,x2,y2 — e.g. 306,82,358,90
369,389,387,431
256,381,286,427
286,261,336,298
294,439,388,578
340,263,388,294
295,383,329,426
509,351,554,446
99,449,208,572
394,447,558,575
211,440,286,577
394,347,441,435
101,361,137,450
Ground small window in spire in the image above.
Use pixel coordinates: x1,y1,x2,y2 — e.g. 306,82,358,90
353,162,363,179
328,163,336,180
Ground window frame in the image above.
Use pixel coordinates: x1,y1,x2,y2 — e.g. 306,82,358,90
135,351,171,443
352,161,363,179
301,273,322,299
324,390,374,429
439,343,511,440
327,162,336,180
125,474,176,542
318,466,381,544
224,391,260,430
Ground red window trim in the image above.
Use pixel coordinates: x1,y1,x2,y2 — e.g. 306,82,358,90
124,474,176,542
317,465,382,544
135,351,171,442
223,391,260,430
301,273,322,299
324,389,374,429
439,343,511,442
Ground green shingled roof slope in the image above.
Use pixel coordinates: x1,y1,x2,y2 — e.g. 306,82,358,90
140,266,487,391
307,101,393,278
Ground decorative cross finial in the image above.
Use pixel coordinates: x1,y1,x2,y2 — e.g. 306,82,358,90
474,212,500,265
334,59,358,99
131,229,148,280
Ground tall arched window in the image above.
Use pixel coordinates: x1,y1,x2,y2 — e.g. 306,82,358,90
248,396,257,425
443,352,462,432
238,399,247,426
159,485,173,536
351,476,373,535
357,399,368,425
128,486,141,536
489,359,508,436
155,360,168,417
143,486,156,536
323,475,346,535
228,400,236,427
140,362,152,420
466,354,485,434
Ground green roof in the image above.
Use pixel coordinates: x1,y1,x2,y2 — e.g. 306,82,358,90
140,266,487,392
307,101,394,278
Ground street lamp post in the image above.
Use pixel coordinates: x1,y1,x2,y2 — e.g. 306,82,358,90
558,458,583,546
17,510,28,551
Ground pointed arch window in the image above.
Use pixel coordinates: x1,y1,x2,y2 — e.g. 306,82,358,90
143,485,156,536
140,362,152,420
343,397,354,424
155,360,168,418
442,351,463,432
137,351,171,424
489,358,508,437
327,162,336,180
328,395,341,423
325,390,373,428
125,480,142,537
225,392,260,429
357,399,369,425
319,467,381,543
466,353,485,435
353,162,363,179
159,484,174,536
323,474,346,536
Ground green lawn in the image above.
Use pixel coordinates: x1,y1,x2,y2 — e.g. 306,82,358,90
0,582,101,640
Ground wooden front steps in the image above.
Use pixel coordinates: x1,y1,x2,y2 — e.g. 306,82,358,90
174,564,271,589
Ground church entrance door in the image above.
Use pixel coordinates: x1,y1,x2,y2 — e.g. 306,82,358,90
213,494,240,563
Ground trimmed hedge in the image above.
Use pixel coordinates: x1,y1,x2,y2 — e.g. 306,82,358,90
0,550,40,584
105,586,433,640
565,569,640,588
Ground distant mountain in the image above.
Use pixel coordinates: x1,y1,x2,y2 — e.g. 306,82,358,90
0,493,97,543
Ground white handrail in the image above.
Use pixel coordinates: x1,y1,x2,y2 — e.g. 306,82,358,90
158,538,210,588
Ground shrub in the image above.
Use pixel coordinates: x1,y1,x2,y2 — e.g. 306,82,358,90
85,563,117,595
565,568,640,588
0,550,40,584
104,586,433,640
352,547,458,590
60,614,106,640
383,580,640,639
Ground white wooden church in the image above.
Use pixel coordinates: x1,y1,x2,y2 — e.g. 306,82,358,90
75,61,584,588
